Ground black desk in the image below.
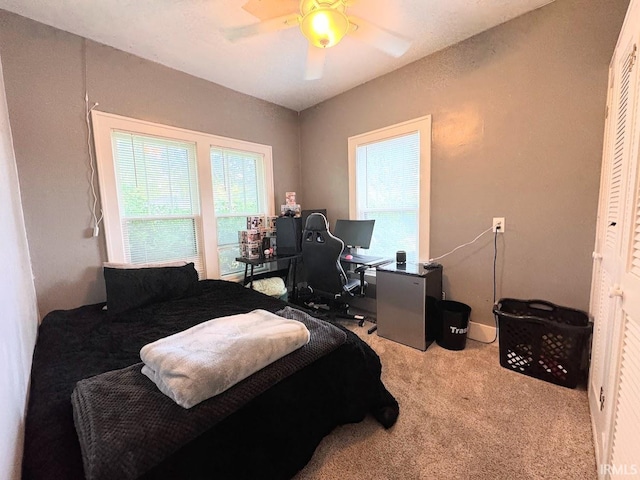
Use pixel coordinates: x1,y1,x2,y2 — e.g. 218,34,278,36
236,254,302,298
340,253,391,267
339,253,393,295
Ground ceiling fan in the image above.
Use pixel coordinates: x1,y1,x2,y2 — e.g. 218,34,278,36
223,0,412,80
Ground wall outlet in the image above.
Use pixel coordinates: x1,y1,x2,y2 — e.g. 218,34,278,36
492,217,505,233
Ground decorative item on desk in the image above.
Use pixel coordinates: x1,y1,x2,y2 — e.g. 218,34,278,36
240,216,270,259
281,192,301,217
280,204,301,217
266,216,278,231
247,216,265,230
238,229,261,243
262,236,276,258
240,242,262,259
396,250,406,264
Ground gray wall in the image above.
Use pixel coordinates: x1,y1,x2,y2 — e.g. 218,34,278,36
0,0,629,324
0,11,301,316
299,0,629,327
0,53,38,480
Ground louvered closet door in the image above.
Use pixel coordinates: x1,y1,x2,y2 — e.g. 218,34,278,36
589,64,617,443
608,101,640,477
608,318,640,478
589,29,639,467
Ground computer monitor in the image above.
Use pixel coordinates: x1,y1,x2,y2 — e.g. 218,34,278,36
333,219,375,249
301,209,327,229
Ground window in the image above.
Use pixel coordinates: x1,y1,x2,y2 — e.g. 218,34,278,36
93,112,274,279
211,148,269,276
111,132,203,271
348,116,431,263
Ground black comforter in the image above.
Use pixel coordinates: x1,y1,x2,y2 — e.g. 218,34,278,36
22,280,398,480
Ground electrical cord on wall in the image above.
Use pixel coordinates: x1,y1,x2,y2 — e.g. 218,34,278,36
473,228,499,344
83,37,102,237
429,225,500,344
493,227,498,305
428,226,494,263
85,94,102,237
479,229,500,343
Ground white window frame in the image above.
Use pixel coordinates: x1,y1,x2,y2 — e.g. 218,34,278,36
92,111,274,280
347,115,431,262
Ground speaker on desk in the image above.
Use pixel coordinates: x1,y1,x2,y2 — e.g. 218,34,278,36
301,209,326,229
276,216,302,255
396,250,406,264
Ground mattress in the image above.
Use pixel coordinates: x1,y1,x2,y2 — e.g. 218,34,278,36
22,279,398,480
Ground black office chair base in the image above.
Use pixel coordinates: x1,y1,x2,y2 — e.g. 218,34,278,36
304,299,368,327
336,311,366,327
301,293,376,332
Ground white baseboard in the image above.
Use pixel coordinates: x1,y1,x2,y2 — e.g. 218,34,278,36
467,320,497,343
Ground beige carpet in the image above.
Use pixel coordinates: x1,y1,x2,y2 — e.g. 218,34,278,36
294,322,596,480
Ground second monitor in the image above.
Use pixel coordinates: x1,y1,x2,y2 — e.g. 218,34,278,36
333,219,375,250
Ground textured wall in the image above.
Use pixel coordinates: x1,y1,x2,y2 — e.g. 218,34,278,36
0,54,39,480
0,11,301,316
299,0,629,327
0,0,630,326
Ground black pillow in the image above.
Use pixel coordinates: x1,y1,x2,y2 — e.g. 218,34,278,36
104,263,200,315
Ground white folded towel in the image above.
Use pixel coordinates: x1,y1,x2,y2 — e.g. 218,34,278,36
140,309,310,408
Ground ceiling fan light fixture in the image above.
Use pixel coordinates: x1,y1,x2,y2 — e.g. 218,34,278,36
300,7,349,48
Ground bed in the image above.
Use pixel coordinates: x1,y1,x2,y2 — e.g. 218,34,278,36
22,271,399,480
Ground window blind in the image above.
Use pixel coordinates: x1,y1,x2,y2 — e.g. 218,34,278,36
111,131,203,275
356,132,420,262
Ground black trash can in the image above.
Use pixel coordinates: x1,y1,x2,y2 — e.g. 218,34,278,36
437,300,471,351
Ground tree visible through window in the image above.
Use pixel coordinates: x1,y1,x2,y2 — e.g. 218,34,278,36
211,148,267,276
93,112,274,280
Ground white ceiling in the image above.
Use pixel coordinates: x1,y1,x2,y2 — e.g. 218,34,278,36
0,0,554,111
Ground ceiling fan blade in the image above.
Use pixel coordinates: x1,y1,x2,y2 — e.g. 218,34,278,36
305,44,326,80
223,13,299,42
348,16,412,57
242,0,300,21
